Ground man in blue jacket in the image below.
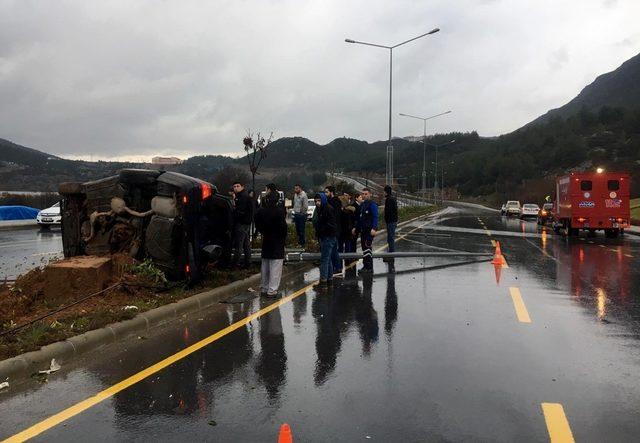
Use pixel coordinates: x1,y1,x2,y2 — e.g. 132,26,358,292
352,188,378,274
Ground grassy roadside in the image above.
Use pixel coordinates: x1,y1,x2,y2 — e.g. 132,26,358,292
0,265,259,360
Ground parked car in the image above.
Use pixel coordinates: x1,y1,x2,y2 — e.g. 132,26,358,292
520,203,540,219
59,169,234,284
36,202,61,229
504,200,521,217
290,198,316,221
537,202,554,225
500,204,507,215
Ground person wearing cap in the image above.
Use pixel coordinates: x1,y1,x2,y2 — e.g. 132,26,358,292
312,192,338,290
384,185,399,256
254,191,288,297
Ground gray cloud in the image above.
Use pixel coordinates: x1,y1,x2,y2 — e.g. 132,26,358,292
0,0,639,160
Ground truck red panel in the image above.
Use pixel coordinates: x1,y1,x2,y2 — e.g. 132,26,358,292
555,172,630,233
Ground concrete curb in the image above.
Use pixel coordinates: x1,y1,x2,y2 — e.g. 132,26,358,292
0,220,39,231
0,263,310,382
625,227,640,237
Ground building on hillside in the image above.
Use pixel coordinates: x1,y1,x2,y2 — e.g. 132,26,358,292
151,156,183,165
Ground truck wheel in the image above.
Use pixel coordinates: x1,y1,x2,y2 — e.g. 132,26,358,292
605,229,619,238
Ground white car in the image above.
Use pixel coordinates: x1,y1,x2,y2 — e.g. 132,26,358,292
37,202,61,228
520,203,540,219
290,199,316,220
504,200,521,216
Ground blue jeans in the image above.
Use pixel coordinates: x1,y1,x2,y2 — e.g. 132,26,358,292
293,213,306,246
320,237,337,280
387,222,397,252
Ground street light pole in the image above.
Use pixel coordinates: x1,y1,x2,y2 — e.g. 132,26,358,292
345,28,440,185
425,139,456,203
399,110,451,197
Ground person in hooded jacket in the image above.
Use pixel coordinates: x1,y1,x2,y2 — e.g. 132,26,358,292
254,192,288,297
312,192,337,290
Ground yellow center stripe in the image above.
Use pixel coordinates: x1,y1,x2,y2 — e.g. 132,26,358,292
3,283,314,443
541,403,575,443
509,287,531,323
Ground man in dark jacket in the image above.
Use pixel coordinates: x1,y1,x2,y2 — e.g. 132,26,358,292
339,193,358,263
384,185,399,254
353,188,379,274
324,186,343,275
312,192,337,289
254,192,288,297
232,181,253,268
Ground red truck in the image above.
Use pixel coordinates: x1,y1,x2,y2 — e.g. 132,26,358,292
553,171,630,237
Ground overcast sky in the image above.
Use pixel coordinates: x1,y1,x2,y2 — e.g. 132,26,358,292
1,0,639,161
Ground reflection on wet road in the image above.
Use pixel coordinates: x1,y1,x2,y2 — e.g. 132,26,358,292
2,205,640,442
0,228,62,280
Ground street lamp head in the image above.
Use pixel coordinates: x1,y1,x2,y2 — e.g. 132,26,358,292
345,39,356,43
445,110,452,114
428,28,440,35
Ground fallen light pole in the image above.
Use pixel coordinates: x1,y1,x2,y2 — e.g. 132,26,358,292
250,251,492,263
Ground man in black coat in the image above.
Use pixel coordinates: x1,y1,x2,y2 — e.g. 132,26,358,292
312,192,338,290
232,181,253,268
384,185,398,253
254,192,288,297
324,186,343,275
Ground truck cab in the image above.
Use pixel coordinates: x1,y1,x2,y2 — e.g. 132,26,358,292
554,171,630,237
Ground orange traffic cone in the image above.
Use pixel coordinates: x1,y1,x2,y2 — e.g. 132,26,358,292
493,262,502,284
278,423,293,443
491,241,505,266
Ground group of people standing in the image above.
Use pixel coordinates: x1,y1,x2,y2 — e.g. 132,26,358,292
312,185,398,290
229,181,399,297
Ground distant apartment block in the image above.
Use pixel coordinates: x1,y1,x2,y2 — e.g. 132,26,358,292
151,156,183,165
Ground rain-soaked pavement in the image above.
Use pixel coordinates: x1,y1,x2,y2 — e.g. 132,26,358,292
0,227,62,280
2,204,640,441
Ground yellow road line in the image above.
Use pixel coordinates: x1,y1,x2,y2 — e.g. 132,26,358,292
509,287,531,323
6,217,433,442
541,403,575,443
3,283,314,443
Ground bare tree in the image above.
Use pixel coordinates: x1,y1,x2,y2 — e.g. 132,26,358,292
243,132,273,193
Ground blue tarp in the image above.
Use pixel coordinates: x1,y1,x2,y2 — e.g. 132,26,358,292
0,205,39,221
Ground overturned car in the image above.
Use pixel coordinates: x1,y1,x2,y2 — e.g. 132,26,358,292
59,169,233,283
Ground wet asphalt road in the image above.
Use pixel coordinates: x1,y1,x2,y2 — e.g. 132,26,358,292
0,227,63,280
3,205,640,441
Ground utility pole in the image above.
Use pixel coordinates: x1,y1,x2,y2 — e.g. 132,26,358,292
345,28,440,185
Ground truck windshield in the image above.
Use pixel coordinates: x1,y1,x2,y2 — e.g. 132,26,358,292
580,180,592,191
